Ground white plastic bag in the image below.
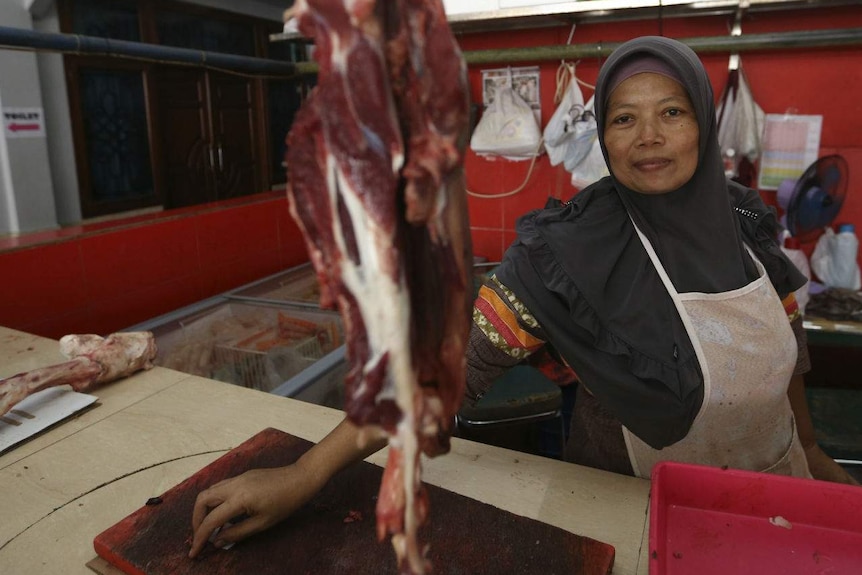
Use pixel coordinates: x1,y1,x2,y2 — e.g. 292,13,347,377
569,96,609,189
811,226,861,290
544,67,584,164
544,69,599,172
470,84,542,159
716,67,765,177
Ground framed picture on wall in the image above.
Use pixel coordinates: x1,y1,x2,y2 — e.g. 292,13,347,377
481,65,542,125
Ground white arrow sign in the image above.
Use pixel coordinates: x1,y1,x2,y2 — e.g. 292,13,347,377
3,108,46,139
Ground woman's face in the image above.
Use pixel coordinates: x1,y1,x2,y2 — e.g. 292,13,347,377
603,72,699,195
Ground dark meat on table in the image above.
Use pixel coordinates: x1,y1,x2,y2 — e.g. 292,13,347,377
0,332,157,417
285,0,472,573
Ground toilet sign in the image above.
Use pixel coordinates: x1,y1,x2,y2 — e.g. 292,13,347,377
3,108,45,138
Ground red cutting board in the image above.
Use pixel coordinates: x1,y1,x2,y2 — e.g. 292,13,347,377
93,427,614,575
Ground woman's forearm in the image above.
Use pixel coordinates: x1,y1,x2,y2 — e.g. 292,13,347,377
787,373,817,449
296,417,389,487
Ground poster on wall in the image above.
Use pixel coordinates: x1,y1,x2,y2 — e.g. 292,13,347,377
757,113,822,190
481,65,542,125
2,108,46,139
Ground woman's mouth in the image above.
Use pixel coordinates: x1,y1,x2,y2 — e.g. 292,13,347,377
634,158,671,171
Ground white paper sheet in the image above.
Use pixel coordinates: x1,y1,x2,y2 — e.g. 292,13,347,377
0,388,98,454
757,113,823,190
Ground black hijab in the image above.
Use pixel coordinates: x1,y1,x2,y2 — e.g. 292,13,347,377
495,36,807,449
596,36,757,293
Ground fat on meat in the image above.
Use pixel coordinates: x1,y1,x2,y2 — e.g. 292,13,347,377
0,332,157,417
284,1,472,573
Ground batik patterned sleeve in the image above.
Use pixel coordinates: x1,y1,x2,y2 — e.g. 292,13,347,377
472,275,547,359
783,292,812,375
464,276,549,407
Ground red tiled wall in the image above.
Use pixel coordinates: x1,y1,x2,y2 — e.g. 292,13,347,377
0,192,309,339
462,6,862,263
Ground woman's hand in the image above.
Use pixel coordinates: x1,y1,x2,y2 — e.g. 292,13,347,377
787,374,859,486
187,417,389,559
804,443,860,486
188,463,323,558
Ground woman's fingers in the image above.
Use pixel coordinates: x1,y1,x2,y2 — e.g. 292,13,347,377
209,514,271,547
187,467,309,559
189,483,246,558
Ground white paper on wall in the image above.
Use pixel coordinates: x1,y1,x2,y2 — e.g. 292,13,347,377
757,113,823,190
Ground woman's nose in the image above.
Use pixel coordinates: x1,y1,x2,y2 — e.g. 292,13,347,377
636,118,663,146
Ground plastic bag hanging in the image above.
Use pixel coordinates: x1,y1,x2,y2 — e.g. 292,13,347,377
569,95,608,189
716,65,764,185
544,63,598,172
470,69,542,160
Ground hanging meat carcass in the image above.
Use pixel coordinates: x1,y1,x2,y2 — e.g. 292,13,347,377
284,0,472,573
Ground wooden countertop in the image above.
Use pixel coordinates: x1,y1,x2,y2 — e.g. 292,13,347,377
0,326,651,575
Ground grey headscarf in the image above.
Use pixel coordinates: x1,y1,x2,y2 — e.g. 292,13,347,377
595,36,757,293
495,36,806,449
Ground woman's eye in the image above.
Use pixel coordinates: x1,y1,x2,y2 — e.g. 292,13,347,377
665,108,685,118
612,114,633,125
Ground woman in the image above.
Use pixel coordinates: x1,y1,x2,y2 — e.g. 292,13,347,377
469,36,850,480
188,36,855,558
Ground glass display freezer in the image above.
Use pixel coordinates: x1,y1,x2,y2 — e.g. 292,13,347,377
228,263,323,308
128,265,347,410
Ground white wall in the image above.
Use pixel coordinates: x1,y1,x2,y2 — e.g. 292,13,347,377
0,1,59,235
33,3,80,226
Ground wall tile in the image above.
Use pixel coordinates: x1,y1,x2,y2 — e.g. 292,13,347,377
0,241,87,329
501,188,548,232
198,248,285,297
503,230,519,252
23,308,95,341
79,218,199,303
195,201,281,271
277,202,309,269
470,228,505,262
464,150,508,229
467,192,503,230
87,276,205,334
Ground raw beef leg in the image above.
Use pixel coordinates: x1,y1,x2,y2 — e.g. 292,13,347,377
285,1,471,573
0,332,157,417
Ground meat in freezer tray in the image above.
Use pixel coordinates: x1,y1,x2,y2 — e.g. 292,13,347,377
284,0,473,573
154,303,342,392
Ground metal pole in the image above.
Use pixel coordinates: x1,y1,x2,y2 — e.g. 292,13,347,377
3,24,860,76
0,25,298,77
289,27,862,75
463,27,862,65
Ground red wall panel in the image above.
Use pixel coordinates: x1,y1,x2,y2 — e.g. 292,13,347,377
0,193,308,339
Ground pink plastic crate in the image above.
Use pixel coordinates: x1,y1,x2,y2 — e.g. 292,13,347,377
649,461,862,574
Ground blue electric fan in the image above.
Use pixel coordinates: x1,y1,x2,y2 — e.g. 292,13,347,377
780,155,849,242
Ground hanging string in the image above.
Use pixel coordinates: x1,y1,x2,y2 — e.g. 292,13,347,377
465,137,545,199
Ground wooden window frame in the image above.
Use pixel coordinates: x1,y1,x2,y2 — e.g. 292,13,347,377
58,0,285,219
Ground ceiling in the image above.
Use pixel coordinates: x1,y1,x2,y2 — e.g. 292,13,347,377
270,0,862,40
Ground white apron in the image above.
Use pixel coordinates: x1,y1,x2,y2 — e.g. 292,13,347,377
623,221,811,480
